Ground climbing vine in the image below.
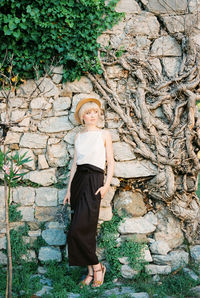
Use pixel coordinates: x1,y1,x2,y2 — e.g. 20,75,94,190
0,0,121,82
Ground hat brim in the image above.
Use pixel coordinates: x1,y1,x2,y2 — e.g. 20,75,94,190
75,98,101,124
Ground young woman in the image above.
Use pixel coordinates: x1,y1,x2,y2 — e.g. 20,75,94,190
64,98,114,288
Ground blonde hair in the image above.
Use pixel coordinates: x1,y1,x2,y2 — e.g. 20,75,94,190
78,102,102,125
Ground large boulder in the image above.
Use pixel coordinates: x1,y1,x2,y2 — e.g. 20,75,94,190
114,190,147,217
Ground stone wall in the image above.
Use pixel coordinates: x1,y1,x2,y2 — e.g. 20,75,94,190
0,0,200,276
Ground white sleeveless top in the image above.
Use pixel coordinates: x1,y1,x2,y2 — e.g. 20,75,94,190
75,130,106,170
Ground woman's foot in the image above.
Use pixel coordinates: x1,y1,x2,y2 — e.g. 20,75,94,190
92,263,106,288
79,266,93,288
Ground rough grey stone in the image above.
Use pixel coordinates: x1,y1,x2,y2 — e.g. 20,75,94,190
51,65,64,84
35,207,59,221
30,97,51,110
38,116,73,133
183,268,199,281
114,160,157,178
150,240,171,255
115,0,141,13
19,148,36,170
154,204,184,249
190,245,200,262
152,250,189,270
101,186,116,207
162,57,181,78
38,154,49,170
45,221,65,229
151,36,182,57
53,97,71,111
42,229,66,245
113,142,136,161
114,190,147,217
144,0,188,14
18,206,34,221
12,187,35,206
35,286,53,297
4,131,21,144
24,168,57,186
99,206,113,221
125,12,160,38
121,264,139,279
63,76,93,93
11,110,25,122
37,77,59,97
0,236,6,249
189,285,200,297
38,266,47,274
20,133,48,149
38,246,62,262
162,15,194,34
0,251,7,265
145,264,171,275
58,188,67,205
46,141,69,167
28,230,41,237
35,187,58,206
118,215,157,234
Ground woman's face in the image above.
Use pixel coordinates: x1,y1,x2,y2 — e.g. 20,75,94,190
83,108,99,125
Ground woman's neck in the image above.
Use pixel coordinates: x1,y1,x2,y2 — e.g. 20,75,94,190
83,125,99,132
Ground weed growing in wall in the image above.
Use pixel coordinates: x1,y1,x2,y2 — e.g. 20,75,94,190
98,210,146,280
0,0,121,82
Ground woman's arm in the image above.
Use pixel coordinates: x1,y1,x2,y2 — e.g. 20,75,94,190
63,136,78,205
95,130,114,198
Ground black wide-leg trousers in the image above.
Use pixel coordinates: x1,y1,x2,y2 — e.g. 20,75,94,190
67,163,104,266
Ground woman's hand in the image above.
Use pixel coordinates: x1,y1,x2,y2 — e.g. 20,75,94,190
95,185,109,199
63,191,70,205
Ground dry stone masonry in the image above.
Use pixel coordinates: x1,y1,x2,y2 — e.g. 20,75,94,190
0,0,200,281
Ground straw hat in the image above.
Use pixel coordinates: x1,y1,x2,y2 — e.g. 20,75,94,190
74,98,101,123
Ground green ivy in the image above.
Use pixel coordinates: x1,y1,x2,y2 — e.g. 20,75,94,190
9,203,23,222
0,0,121,82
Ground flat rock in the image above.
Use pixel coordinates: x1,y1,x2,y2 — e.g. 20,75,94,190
121,264,139,279
101,186,116,207
115,0,141,13
99,206,113,221
17,206,34,221
37,77,59,97
154,203,184,249
183,268,199,281
38,116,73,133
125,12,160,38
145,264,171,275
152,250,189,271
114,190,147,217
63,127,80,145
30,97,51,110
4,131,21,144
35,207,59,221
113,142,136,161
20,133,48,149
35,285,53,297
13,187,35,206
118,214,157,234
46,141,69,167
114,160,157,178
53,97,71,111
42,229,66,245
0,236,6,249
38,154,49,170
190,245,200,262
144,0,188,14
24,168,57,186
0,251,7,265
51,65,63,84
19,148,36,170
38,246,61,262
150,240,171,255
63,76,93,93
162,57,181,78
151,36,182,57
189,285,200,297
35,187,58,206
